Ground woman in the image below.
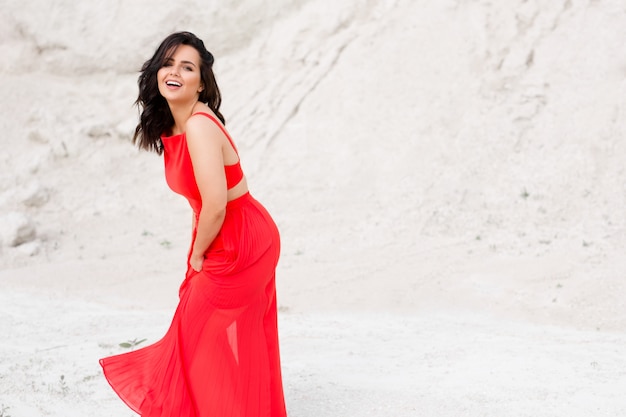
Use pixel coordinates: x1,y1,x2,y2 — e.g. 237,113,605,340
100,32,287,417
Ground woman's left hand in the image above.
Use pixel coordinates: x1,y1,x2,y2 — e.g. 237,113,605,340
190,253,204,272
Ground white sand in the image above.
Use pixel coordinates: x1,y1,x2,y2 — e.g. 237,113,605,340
1,0,626,415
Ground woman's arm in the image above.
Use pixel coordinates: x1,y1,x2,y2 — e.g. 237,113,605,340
185,115,228,271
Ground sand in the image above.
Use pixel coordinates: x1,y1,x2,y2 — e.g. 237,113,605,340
1,0,625,415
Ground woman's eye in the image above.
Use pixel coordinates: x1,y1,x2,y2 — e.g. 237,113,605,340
184,66,193,71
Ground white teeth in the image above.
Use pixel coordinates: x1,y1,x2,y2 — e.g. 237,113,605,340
166,81,182,87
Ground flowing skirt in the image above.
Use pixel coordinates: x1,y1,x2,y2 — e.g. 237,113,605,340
100,193,287,417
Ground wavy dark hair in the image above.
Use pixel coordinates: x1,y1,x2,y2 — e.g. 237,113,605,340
132,31,225,154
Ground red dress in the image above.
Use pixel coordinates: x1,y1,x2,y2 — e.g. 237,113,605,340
100,112,287,417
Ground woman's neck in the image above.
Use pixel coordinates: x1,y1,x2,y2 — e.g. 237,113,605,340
168,101,199,136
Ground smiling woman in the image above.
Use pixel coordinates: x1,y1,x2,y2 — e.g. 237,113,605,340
158,48,203,107
99,32,288,417
129,32,225,155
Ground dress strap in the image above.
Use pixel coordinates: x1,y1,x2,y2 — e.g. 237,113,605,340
190,112,238,155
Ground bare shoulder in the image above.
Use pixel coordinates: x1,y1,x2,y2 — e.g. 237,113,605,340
185,112,224,144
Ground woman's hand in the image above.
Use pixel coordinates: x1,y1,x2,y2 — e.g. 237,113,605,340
190,253,204,272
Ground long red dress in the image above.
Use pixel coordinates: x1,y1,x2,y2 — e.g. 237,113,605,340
100,112,287,417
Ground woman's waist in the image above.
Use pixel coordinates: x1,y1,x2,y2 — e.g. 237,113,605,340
192,191,252,220
226,190,252,209
206,192,277,250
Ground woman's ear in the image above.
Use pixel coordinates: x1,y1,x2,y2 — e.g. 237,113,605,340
198,84,204,93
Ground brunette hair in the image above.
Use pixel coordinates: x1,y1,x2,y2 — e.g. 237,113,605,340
132,31,225,154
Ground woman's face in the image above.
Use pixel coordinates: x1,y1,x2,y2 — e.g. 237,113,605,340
157,44,204,104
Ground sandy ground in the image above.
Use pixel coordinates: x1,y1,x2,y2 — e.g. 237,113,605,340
2,275,626,416
1,0,626,415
